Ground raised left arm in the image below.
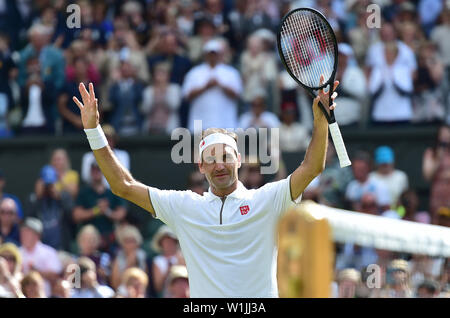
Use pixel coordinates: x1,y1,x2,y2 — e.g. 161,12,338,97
290,77,339,200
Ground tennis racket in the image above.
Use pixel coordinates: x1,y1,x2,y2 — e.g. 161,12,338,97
277,7,351,168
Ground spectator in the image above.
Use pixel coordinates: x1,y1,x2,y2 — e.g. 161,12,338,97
187,17,218,64
422,124,450,226
239,32,277,105
416,279,441,298
167,265,190,298
238,89,280,130
334,43,367,127
19,218,63,297
0,170,24,219
20,271,47,298
379,259,413,298
147,30,192,86
183,39,242,132
27,165,74,251
278,102,310,153
366,22,417,124
116,267,148,298
369,146,409,208
81,124,130,189
196,0,233,42
141,62,181,135
49,148,79,200
76,225,111,286
71,257,114,298
239,160,265,190
0,198,20,246
50,278,72,298
65,40,101,87
345,151,391,212
187,171,208,195
336,268,361,298
108,56,144,136
151,225,184,297
57,57,93,134
0,33,16,138
412,41,445,123
110,225,147,290
430,8,450,68
73,162,127,254
397,190,431,223
0,243,24,298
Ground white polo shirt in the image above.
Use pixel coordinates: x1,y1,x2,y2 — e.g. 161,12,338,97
148,175,301,298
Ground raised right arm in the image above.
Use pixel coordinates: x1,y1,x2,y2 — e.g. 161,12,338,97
73,83,155,217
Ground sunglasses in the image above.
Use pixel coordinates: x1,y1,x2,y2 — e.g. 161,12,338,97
0,209,15,215
0,255,16,262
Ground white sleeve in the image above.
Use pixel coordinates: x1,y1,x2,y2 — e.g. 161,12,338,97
81,152,94,184
259,175,301,219
148,187,190,230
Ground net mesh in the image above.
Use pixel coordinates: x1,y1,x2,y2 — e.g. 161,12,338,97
280,9,336,88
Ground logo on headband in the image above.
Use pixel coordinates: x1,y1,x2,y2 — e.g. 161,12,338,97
200,140,205,147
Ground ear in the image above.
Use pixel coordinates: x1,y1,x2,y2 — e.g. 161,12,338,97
237,152,242,169
198,160,205,174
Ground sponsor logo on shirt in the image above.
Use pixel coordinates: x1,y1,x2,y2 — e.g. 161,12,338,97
239,205,250,215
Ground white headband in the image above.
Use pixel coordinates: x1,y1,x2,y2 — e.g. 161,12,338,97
199,133,238,159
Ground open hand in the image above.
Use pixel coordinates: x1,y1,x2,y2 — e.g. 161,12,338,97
73,83,99,129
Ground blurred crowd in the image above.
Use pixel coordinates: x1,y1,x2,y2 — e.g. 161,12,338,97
0,0,450,298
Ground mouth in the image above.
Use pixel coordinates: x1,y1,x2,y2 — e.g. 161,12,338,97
214,173,229,179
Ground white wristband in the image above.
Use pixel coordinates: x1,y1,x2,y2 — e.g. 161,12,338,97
84,125,108,150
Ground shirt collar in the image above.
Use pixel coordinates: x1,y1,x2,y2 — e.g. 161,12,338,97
205,180,247,201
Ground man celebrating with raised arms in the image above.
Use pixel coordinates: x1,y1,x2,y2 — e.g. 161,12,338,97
72,76,338,298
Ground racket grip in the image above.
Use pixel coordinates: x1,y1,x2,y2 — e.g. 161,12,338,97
328,122,351,168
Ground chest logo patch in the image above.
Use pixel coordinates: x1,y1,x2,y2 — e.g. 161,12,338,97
240,205,250,215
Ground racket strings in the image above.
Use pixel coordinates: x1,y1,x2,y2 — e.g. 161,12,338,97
280,10,335,88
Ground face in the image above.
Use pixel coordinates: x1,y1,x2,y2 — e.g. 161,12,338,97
377,163,393,175
251,97,265,116
199,144,241,192
159,236,178,255
24,282,42,298
0,200,17,227
90,166,103,183
169,278,190,298
352,160,370,182
0,252,17,274
126,278,146,298
20,227,40,249
205,51,221,65
78,233,98,255
122,237,138,252
154,67,169,84
51,150,68,173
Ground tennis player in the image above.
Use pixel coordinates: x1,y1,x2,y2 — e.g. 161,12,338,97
73,77,338,298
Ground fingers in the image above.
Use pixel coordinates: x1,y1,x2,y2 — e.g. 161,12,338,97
329,102,336,111
79,83,90,103
333,80,340,92
89,82,96,100
73,96,84,110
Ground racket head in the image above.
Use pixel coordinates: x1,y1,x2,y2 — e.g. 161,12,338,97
277,7,338,92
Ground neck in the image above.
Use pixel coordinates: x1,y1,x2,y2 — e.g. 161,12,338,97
211,180,238,198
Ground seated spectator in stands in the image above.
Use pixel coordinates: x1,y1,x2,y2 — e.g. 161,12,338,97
18,23,65,91
147,30,192,86
396,190,430,223
337,268,361,298
19,218,63,297
50,278,72,298
27,165,74,251
71,257,114,298
167,265,190,298
116,267,148,298
0,170,24,219
0,243,24,298
304,142,353,208
73,163,127,253
366,22,416,124
187,17,218,64
151,225,184,297
183,39,242,132
0,198,20,246
76,225,111,286
369,146,409,208
430,8,450,68
108,55,144,136
239,160,265,190
20,57,55,135
0,33,16,138
195,0,233,44
57,57,92,135
239,32,277,105
345,151,391,212
334,43,367,127
20,271,47,298
422,124,450,226
49,148,79,199
187,171,208,195
238,89,280,130
141,62,181,135
378,259,413,298
81,124,130,189
111,225,147,290
65,40,100,87
416,279,441,298
412,41,445,123
279,102,310,153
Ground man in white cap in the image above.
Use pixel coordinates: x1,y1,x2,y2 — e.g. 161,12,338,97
182,38,242,132
72,74,339,297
